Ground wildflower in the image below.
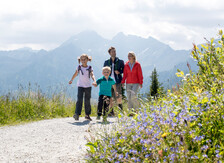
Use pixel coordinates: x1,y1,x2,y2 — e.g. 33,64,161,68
158,150,163,157
131,157,136,160
201,145,209,150
193,136,204,141
202,154,208,158
110,138,115,145
216,154,221,158
143,122,148,127
142,147,147,151
161,133,167,138
137,158,141,162
175,132,180,135
145,154,151,158
191,155,199,159
125,152,129,159
206,139,212,143
132,150,138,154
119,154,123,159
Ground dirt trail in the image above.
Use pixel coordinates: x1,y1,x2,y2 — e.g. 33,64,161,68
0,117,117,163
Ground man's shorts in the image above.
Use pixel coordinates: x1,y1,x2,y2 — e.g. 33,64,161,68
111,83,122,100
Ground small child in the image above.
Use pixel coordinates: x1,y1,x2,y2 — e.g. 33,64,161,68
93,66,118,123
69,54,96,121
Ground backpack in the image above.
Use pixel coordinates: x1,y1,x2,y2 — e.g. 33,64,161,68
78,65,92,78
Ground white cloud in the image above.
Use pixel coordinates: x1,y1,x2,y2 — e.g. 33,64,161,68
0,0,224,50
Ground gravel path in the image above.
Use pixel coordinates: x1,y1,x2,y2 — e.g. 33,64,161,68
0,117,118,163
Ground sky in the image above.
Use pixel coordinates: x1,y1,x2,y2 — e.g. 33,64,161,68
0,0,224,51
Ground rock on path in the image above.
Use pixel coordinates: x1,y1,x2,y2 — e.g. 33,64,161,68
0,117,118,163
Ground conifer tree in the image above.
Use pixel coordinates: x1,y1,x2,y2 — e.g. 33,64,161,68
150,68,159,98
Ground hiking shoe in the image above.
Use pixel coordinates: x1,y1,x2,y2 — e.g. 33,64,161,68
73,114,79,121
85,115,92,121
96,115,101,120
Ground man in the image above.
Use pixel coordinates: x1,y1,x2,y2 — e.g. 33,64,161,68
104,46,124,116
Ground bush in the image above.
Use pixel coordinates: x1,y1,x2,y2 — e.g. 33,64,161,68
85,30,224,162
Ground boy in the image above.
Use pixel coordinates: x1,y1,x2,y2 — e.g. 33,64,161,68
92,66,118,123
104,47,124,116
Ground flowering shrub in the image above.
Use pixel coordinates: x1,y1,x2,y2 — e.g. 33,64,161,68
85,30,224,162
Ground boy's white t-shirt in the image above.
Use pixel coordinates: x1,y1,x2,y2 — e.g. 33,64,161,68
77,65,92,88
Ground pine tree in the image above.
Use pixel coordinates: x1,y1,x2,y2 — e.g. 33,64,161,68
150,68,159,97
147,68,164,100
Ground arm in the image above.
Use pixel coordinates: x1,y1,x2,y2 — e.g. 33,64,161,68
138,64,143,88
120,60,124,74
69,70,78,84
92,78,100,87
115,60,124,75
90,71,96,83
112,84,118,97
121,65,127,85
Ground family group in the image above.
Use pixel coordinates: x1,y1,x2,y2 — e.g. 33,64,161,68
69,47,143,122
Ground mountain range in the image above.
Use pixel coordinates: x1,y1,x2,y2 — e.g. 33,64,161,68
0,30,197,98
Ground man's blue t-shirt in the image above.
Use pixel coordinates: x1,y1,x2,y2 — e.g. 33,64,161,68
96,76,115,97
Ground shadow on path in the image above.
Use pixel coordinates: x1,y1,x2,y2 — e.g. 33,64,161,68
96,121,115,125
68,120,95,126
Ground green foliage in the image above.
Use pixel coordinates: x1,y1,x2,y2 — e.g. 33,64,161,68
0,85,77,126
85,30,224,162
147,68,164,100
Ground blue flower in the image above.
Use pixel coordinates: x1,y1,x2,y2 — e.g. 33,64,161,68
191,155,198,159
132,150,138,154
216,154,221,158
125,152,129,159
140,139,144,144
119,154,123,159
201,145,209,150
145,154,151,158
137,158,141,162
202,154,208,158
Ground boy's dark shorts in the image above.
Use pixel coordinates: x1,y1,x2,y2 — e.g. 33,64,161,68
111,83,122,99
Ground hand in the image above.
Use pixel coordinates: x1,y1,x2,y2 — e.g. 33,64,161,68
116,92,119,97
69,80,73,84
139,84,142,88
115,70,120,75
92,82,97,87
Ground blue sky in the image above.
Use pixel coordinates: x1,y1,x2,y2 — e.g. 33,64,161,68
0,0,223,50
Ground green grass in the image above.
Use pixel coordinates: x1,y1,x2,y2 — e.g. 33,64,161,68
0,90,72,126
0,88,127,126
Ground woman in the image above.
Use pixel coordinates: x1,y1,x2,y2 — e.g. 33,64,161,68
121,51,143,110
